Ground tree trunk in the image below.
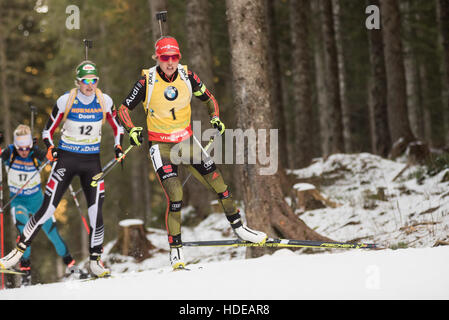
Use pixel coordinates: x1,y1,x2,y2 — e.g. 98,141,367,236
289,0,314,168
437,0,449,146
99,21,112,94
319,0,345,154
294,183,340,212
111,219,155,262
419,62,432,145
332,0,352,153
311,0,330,157
185,0,213,220
401,1,424,140
366,0,391,157
265,0,289,169
379,0,416,155
225,0,331,258
0,31,12,144
0,8,16,261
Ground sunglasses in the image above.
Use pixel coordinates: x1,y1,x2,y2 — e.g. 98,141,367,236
159,54,180,62
17,147,31,152
81,78,99,85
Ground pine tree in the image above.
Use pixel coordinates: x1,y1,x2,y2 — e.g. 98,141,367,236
367,0,391,157
437,0,449,146
289,0,314,168
379,0,416,156
320,0,345,154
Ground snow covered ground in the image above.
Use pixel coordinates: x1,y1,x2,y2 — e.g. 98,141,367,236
292,153,449,248
0,246,448,300
0,153,448,300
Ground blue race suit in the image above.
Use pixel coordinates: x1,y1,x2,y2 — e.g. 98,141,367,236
1,144,70,264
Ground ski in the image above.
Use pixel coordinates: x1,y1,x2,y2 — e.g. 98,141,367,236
170,265,205,273
182,238,378,249
0,268,26,275
173,266,191,272
78,274,113,282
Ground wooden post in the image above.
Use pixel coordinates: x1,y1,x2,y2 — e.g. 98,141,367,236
111,219,155,262
294,183,340,212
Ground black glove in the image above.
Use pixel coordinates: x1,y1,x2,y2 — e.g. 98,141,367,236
0,131,4,145
115,145,125,161
46,146,59,162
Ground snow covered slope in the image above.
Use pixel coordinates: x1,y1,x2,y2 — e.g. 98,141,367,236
1,246,448,300
0,153,448,300
291,153,449,248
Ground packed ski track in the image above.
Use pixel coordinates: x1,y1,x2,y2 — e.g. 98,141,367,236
0,153,448,300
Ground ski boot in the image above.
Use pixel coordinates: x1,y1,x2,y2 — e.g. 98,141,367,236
227,211,267,244
19,259,32,287
64,256,89,279
169,234,186,270
89,253,110,278
0,242,27,270
170,246,186,270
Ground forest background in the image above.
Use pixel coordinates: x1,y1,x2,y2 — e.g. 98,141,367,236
0,0,448,284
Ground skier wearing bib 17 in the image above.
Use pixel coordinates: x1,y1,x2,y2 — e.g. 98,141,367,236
0,61,124,278
117,36,267,270
0,125,80,285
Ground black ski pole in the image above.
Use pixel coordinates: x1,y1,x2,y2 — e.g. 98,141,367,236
83,39,93,60
90,145,134,187
74,157,116,196
68,184,90,235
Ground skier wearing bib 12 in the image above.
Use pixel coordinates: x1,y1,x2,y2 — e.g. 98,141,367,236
1,125,79,285
0,61,124,278
117,36,267,270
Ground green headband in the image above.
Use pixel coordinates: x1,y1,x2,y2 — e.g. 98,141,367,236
76,62,98,80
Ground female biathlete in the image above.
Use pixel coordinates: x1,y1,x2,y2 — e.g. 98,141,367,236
117,36,267,269
1,125,81,284
0,61,124,278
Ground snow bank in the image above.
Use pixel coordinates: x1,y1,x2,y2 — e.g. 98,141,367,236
1,246,448,300
290,153,449,248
